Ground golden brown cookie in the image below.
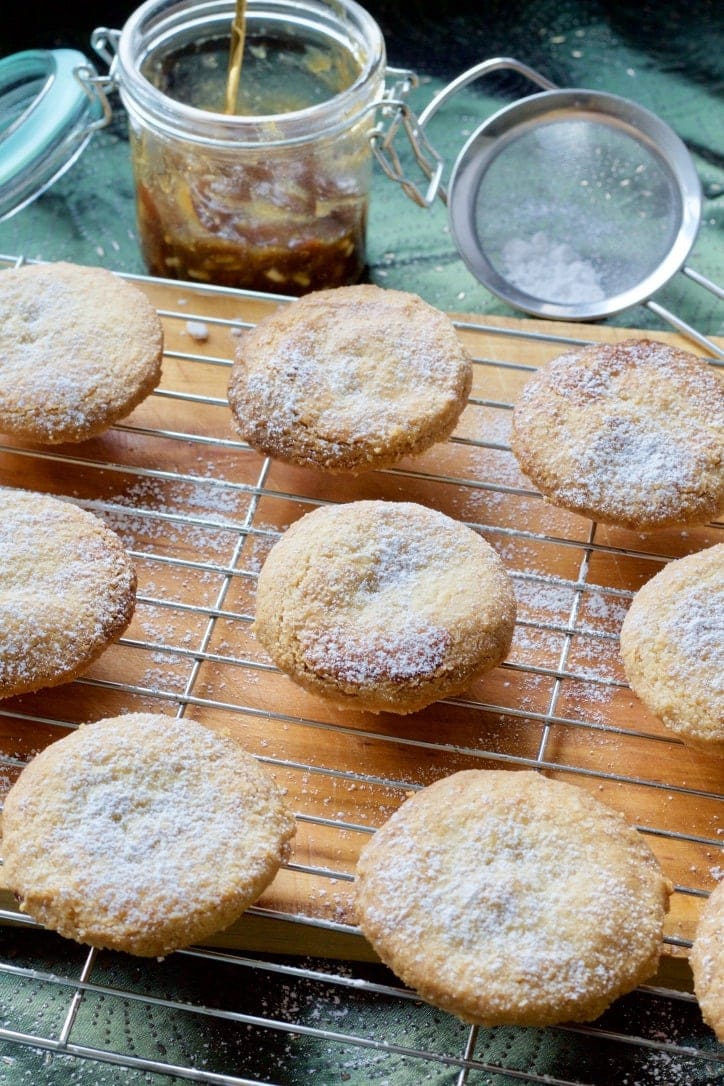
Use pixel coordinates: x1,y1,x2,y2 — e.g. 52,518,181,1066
355,769,672,1027
227,284,472,473
1,713,296,957
0,487,137,698
510,338,724,530
691,878,724,1042
0,261,163,442
253,500,516,714
620,544,723,754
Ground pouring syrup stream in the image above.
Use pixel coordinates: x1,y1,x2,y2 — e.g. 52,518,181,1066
224,0,247,113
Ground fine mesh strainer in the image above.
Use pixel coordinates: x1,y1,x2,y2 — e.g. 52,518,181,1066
378,57,720,343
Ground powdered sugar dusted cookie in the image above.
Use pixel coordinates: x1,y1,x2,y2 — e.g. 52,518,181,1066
691,878,724,1042
227,284,472,473
510,338,724,530
0,487,137,698
0,261,163,443
253,500,516,714
355,770,672,1027
620,544,723,754
1,713,296,956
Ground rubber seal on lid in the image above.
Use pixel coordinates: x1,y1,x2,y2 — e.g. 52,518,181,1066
0,48,106,220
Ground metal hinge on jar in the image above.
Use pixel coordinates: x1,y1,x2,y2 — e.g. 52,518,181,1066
368,57,556,212
369,67,445,209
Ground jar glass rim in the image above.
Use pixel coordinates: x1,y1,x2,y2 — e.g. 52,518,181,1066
115,0,387,144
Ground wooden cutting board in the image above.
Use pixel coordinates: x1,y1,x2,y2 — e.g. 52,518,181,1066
0,269,721,986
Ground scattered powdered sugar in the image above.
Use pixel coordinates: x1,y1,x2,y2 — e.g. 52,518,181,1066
596,417,694,485
657,582,723,687
510,622,565,667
358,519,454,587
559,414,704,514
514,575,576,621
298,621,451,686
93,476,247,567
582,588,630,628
107,476,247,527
570,631,625,684
185,320,209,341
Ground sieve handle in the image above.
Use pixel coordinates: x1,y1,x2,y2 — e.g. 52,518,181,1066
417,57,558,132
646,293,724,361
416,57,558,206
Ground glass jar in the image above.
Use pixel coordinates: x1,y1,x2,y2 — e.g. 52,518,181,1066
93,0,387,294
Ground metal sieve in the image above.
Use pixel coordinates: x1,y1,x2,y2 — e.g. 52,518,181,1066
378,57,720,342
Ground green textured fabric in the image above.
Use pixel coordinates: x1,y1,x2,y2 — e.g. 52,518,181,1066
0,928,722,1085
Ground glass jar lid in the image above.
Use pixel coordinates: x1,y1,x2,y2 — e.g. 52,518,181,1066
0,48,107,221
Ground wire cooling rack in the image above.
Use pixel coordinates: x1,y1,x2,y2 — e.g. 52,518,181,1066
0,255,722,1085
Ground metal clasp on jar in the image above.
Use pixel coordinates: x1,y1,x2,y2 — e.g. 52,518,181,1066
90,28,123,78
369,67,445,209
369,57,557,209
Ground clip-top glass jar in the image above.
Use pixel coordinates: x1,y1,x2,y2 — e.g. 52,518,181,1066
92,0,387,294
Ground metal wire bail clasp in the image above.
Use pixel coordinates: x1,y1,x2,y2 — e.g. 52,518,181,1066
90,28,123,84
370,68,445,208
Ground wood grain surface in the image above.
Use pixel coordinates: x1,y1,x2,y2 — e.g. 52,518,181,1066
0,269,721,985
